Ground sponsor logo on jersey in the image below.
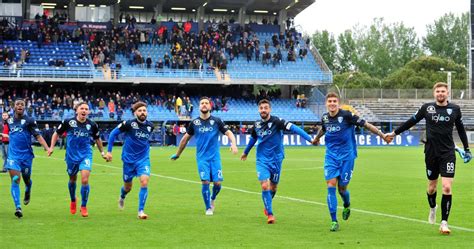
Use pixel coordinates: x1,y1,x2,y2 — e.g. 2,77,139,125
338,117,343,123
135,130,150,139
10,126,23,133
199,126,214,133
193,119,201,126
73,129,90,138
86,124,91,130
210,120,215,126
322,115,329,123
325,125,341,133
427,106,436,114
447,108,452,115
69,120,77,127
432,114,451,123
131,122,139,129
257,128,272,136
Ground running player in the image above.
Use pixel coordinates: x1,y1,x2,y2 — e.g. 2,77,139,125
48,102,106,217
388,82,471,234
313,92,392,231
2,99,50,218
171,96,238,216
106,101,154,219
240,99,315,224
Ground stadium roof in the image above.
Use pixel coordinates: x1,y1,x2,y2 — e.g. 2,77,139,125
32,0,314,17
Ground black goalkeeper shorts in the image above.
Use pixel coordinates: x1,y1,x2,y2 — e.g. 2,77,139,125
424,153,456,180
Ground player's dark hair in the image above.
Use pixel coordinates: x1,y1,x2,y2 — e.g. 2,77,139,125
199,96,210,103
14,98,25,104
325,92,339,100
433,82,448,90
132,101,147,112
74,101,89,111
258,99,271,107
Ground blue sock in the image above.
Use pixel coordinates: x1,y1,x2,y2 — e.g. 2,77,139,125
262,190,273,215
327,187,337,222
25,178,32,193
201,184,211,210
211,184,221,200
120,186,130,199
271,190,276,199
339,189,350,208
138,187,148,212
11,180,21,209
81,185,90,207
68,182,76,202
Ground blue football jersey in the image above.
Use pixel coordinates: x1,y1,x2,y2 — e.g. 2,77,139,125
6,116,41,160
187,116,229,162
56,118,100,163
321,109,366,160
250,115,293,162
117,119,154,163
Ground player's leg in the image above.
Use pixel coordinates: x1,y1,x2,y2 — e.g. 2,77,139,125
198,161,212,214
21,159,33,205
210,160,224,212
119,163,135,210
136,159,151,219
425,155,439,224
338,160,354,221
269,160,282,199
257,161,275,223
79,170,91,217
9,168,23,218
78,157,92,217
67,161,80,214
324,158,340,231
439,154,455,234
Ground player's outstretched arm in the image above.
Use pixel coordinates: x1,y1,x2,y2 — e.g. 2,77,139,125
312,127,325,145
364,122,393,143
48,132,60,156
225,130,238,154
106,127,122,162
241,136,257,161
289,123,313,143
171,133,191,160
36,135,50,152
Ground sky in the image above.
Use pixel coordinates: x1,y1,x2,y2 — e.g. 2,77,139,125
294,0,469,37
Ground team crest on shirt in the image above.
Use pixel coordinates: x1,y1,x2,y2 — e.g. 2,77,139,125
8,118,13,124
427,106,436,114
86,124,91,130
338,117,343,123
21,119,26,125
193,119,201,126
268,122,273,128
147,126,152,132
69,120,77,127
210,120,215,126
131,122,139,129
447,108,452,115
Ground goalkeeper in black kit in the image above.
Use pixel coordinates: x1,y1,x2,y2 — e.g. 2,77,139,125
388,82,471,235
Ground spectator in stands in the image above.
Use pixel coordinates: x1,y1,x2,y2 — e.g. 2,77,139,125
146,55,152,69
41,124,53,147
108,99,115,118
175,96,183,114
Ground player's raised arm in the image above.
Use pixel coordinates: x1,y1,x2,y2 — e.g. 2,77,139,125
454,108,471,163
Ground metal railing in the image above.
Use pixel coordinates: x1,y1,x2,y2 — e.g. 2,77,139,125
0,67,333,84
331,88,472,100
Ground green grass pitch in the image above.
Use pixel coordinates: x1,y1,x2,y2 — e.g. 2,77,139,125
0,146,473,248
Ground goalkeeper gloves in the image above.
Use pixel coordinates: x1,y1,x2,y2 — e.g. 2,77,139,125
464,149,472,164
170,154,179,160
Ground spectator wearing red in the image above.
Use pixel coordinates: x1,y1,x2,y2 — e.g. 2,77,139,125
2,112,10,172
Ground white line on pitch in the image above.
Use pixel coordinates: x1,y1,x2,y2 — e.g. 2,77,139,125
38,156,474,233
